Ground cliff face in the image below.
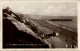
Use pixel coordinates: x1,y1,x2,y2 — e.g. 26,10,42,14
3,8,49,48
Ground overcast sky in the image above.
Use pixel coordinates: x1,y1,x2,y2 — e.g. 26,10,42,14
2,1,77,16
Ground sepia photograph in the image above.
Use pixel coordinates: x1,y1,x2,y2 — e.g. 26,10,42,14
2,1,78,48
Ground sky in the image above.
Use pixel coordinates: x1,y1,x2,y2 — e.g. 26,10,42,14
2,1,77,16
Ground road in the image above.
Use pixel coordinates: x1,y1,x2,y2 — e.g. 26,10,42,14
29,19,77,48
